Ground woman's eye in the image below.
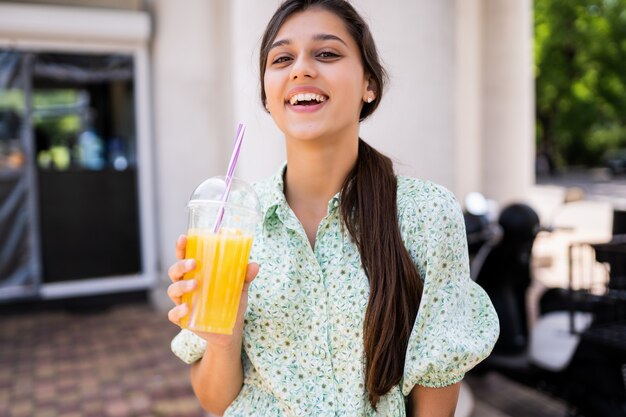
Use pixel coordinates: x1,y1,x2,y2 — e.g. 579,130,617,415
318,51,340,59
272,56,291,64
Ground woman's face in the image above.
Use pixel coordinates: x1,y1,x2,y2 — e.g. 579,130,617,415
263,8,371,142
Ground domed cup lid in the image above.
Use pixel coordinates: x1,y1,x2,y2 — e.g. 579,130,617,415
188,176,261,217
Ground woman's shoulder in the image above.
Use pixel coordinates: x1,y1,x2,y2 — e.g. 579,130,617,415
396,175,460,211
251,175,276,198
251,172,284,214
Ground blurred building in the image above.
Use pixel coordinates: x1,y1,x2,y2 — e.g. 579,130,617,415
0,0,533,302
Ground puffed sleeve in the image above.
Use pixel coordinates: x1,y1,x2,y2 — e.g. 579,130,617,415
398,179,499,395
171,329,207,364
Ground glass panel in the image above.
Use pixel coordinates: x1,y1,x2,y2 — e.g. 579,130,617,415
30,52,142,282
0,51,38,298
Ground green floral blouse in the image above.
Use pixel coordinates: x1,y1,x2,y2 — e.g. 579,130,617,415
171,164,499,417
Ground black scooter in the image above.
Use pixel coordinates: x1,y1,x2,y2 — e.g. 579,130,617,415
465,194,626,417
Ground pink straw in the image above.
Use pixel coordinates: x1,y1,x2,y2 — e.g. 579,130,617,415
213,123,246,233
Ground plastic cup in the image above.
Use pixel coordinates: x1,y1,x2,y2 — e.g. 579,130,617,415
180,176,260,334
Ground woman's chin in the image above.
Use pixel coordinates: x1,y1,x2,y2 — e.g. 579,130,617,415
277,118,356,144
282,126,328,142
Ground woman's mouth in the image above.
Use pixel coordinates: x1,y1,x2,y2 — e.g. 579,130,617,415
288,93,327,106
286,92,328,113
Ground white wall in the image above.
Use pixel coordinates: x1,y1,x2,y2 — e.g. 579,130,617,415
150,0,233,289
358,0,458,188
230,0,285,183
149,0,535,296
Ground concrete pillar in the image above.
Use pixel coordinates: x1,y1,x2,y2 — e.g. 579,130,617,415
150,0,232,293
230,0,285,184
481,0,535,204
455,0,483,201
359,0,457,189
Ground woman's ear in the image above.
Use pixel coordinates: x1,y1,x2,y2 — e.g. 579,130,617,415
366,77,376,94
363,77,377,103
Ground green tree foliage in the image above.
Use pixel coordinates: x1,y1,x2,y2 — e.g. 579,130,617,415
535,0,626,168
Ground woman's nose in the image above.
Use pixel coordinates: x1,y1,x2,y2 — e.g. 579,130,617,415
290,55,316,80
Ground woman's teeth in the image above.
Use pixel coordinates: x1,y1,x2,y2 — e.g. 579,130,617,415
289,93,327,105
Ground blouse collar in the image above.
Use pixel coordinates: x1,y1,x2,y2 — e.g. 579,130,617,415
260,162,342,226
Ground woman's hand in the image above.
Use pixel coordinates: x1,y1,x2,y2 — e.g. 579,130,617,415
166,234,259,348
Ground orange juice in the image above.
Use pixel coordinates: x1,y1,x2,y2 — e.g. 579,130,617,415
180,229,254,334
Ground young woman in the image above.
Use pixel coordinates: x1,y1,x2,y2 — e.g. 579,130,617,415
167,1,499,416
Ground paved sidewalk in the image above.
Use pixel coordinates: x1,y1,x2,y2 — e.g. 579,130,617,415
0,303,204,417
0,302,570,417
465,373,568,417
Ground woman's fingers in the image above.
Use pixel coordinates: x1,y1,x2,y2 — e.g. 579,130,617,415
166,236,192,328
242,263,260,292
167,260,258,331
233,263,260,332
175,235,187,260
167,303,189,326
168,259,196,282
167,279,196,305
245,262,260,283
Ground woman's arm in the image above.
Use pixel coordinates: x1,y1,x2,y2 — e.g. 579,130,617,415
185,261,257,414
408,382,461,417
189,342,244,415
167,235,260,415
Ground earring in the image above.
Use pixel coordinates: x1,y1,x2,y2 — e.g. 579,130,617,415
265,102,269,111
367,97,374,104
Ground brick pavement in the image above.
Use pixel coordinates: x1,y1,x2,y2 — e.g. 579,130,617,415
0,302,567,417
0,302,204,417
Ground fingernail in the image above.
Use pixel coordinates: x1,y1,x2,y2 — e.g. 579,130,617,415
179,303,188,314
186,280,196,290
185,259,195,269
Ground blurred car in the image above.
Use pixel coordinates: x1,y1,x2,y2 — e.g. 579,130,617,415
605,148,626,176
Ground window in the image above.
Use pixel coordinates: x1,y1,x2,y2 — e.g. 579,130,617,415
0,50,143,298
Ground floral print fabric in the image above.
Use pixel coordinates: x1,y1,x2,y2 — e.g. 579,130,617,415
170,164,499,417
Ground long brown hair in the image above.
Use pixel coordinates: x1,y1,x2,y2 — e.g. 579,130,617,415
259,0,423,407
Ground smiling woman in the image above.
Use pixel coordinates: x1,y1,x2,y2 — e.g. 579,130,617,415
167,1,499,416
